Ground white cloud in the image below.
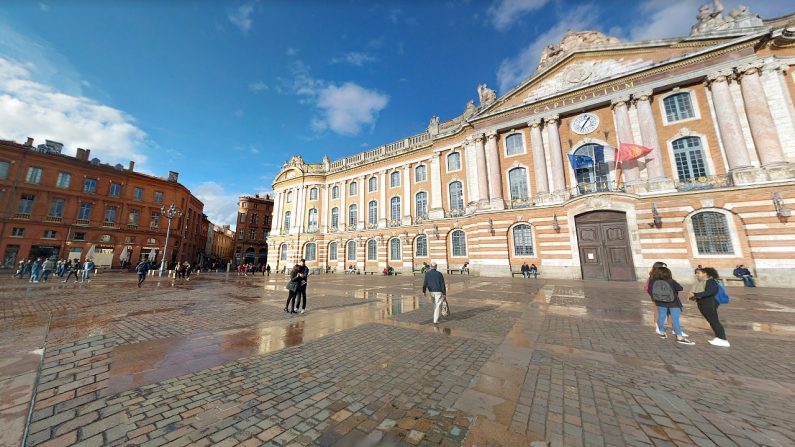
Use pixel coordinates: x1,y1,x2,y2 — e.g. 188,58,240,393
314,83,389,135
286,47,299,56
0,56,148,165
39,3,49,12
248,80,267,92
487,0,550,31
228,1,256,33
330,52,377,67
191,181,242,229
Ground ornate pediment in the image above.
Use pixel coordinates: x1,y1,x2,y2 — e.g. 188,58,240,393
524,58,652,102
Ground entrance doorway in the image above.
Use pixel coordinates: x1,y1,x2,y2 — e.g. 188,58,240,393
575,211,635,281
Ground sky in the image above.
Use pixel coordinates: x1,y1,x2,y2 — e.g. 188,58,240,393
1,0,792,228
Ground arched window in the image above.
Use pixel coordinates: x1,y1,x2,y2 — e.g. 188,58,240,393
415,165,427,182
258,249,267,264
307,208,318,229
415,235,428,257
447,152,461,171
309,187,318,201
691,211,734,254
286,190,293,202
508,167,529,200
451,230,467,256
329,241,338,260
672,137,707,181
513,224,534,256
449,181,464,210
332,185,339,199
331,207,339,228
390,171,400,187
573,143,613,190
279,243,288,261
283,211,291,229
347,240,357,261
663,92,694,122
390,238,402,261
415,192,428,219
390,197,401,222
349,181,357,196
505,134,524,156
368,176,378,192
367,239,377,260
368,200,378,225
348,204,358,226
304,243,316,261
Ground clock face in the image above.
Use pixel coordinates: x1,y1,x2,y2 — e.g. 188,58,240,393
571,113,599,135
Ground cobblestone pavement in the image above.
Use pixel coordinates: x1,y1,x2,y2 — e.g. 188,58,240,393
1,272,794,446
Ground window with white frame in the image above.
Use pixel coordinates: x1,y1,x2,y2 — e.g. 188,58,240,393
691,211,734,255
349,181,357,196
415,235,428,257
390,197,401,222
56,172,71,189
451,230,467,256
104,206,117,225
672,137,707,181
0,161,9,180
368,200,378,225
347,240,357,261
309,187,318,201
415,192,427,219
368,176,378,192
449,181,464,210
447,152,461,171
348,204,358,226
307,208,318,229
508,167,529,200
505,134,524,156
415,165,427,182
512,224,534,256
18,194,35,215
331,207,339,228
284,211,291,229
304,243,316,261
286,190,293,202
390,171,400,187
390,238,401,261
663,92,694,122
26,167,43,184
367,239,377,260
332,185,339,199
49,199,65,218
280,244,288,261
329,241,338,260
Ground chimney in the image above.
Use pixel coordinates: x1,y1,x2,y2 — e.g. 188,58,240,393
25,137,34,147
167,171,179,182
84,149,91,161
128,160,135,171
76,148,85,160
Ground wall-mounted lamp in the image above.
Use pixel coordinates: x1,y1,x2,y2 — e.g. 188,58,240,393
552,214,560,232
487,218,495,235
431,225,440,239
774,192,791,218
651,203,663,228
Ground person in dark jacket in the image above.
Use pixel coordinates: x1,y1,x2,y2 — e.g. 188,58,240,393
520,262,530,278
732,264,755,287
648,267,694,345
296,259,309,314
689,267,730,347
422,262,447,324
284,264,302,314
135,260,150,287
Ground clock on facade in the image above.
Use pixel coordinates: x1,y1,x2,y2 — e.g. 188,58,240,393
571,113,599,135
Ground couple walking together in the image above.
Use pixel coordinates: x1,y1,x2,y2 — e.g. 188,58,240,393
285,259,309,314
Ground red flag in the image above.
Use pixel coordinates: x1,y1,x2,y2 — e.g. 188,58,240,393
615,143,652,162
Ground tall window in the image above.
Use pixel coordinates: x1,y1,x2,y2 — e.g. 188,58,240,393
663,92,694,122
329,241,338,260
150,212,160,228
367,239,377,260
506,134,524,156
349,181,357,196
83,178,97,193
308,208,318,229
104,206,117,224
390,171,400,187
369,177,378,192
415,165,427,182
573,144,613,188
134,187,144,201
280,243,288,261
56,172,71,189
449,181,464,210
508,167,529,200
128,209,140,226
348,204,358,226
415,192,428,219
451,230,467,256
390,238,402,261
368,200,378,225
109,183,121,197
26,167,43,184
284,211,291,229
415,235,428,257
691,212,733,254
347,240,357,261
304,243,317,261
390,197,401,222
331,207,339,228
49,199,65,218
513,224,534,256
77,202,92,221
332,185,339,199
672,137,707,181
154,191,164,204
287,191,293,202
309,187,318,201
0,161,9,180
447,152,461,171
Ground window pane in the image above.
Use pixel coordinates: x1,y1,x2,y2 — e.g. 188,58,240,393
348,205,357,225
369,177,377,192
109,183,121,197
506,134,524,155
447,152,461,171
332,186,339,198
451,230,467,256
664,93,694,122
415,235,428,257
284,211,291,229
415,192,427,218
509,168,529,199
329,242,337,260
49,199,64,217
390,197,401,222
154,191,164,204
83,179,97,193
56,172,71,188
331,208,339,227
367,240,377,260
672,137,707,181
280,244,288,260
368,201,378,225
26,167,42,184
347,241,357,260
310,188,318,200
305,243,316,261
134,187,143,200
0,161,9,180
350,182,357,195
390,239,401,260
449,182,464,210
692,212,733,254
513,224,534,256
415,165,426,182
390,171,400,187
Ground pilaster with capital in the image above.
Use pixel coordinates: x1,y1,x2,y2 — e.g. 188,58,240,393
462,138,480,203
484,130,504,208
379,171,387,227
473,134,489,207
528,119,549,194
271,190,282,234
429,153,444,219
340,180,347,227
544,115,566,192
320,185,329,232
402,164,412,224
737,63,787,167
612,96,640,182
706,71,752,170
633,91,667,180
357,175,366,230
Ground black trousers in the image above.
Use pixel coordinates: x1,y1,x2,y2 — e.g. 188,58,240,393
697,296,726,340
137,273,146,287
65,270,79,282
285,290,298,311
296,285,307,310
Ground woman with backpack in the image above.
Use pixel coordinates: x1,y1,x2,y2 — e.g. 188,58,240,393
689,267,730,347
648,266,695,345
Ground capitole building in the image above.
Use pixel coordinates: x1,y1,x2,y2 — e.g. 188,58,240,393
268,4,795,286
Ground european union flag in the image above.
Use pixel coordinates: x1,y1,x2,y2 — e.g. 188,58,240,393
567,153,594,169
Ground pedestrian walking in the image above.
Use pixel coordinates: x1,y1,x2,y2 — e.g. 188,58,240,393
266,264,271,276
81,258,95,283
63,259,80,282
22,259,32,279
645,261,684,336
13,260,24,278
135,260,150,287
284,264,302,314
648,267,695,345
42,258,54,282
296,259,309,313
689,267,730,347
29,258,43,283
55,259,64,277
184,261,192,280
422,262,447,325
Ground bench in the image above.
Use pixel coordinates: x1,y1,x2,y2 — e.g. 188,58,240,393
447,268,470,275
723,269,756,286
511,265,541,278
363,270,379,276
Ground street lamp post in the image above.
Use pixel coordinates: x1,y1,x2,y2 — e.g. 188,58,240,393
159,204,183,277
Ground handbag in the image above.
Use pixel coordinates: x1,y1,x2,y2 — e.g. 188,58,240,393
440,296,450,317
286,281,298,292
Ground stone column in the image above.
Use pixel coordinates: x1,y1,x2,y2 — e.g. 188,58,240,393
706,71,752,170
429,153,444,219
320,185,329,232
379,171,387,228
340,180,347,228
357,175,365,230
612,96,640,182
402,164,412,225
484,130,504,209
737,63,786,167
544,115,566,192
474,134,489,207
463,137,480,204
271,190,282,234
633,91,667,180
528,119,549,194
296,186,307,233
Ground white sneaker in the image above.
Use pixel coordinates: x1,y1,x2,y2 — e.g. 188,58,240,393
672,331,689,337
708,338,731,347
655,327,664,336
300,309,305,314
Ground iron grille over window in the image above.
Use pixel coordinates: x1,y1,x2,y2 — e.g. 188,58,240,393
692,212,733,254
513,224,534,256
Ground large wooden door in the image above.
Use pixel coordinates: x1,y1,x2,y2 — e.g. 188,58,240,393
575,211,635,281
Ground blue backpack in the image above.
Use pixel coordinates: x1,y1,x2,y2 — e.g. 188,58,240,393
716,282,730,305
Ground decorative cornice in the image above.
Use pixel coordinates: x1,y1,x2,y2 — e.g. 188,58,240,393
736,61,764,77
632,89,653,102
543,114,559,124
527,119,542,128
705,69,735,86
611,95,631,108
485,130,498,139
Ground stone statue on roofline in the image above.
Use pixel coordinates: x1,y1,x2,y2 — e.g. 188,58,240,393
538,30,620,69
477,84,497,107
691,0,762,35
463,100,477,119
427,115,440,136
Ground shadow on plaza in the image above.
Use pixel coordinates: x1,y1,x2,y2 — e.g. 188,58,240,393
418,305,500,325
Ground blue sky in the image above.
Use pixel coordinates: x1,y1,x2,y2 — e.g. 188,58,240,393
0,0,791,227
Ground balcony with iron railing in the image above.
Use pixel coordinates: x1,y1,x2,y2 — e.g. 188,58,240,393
76,219,90,225
45,216,62,223
346,223,358,231
444,208,466,218
673,174,732,192
14,213,31,219
388,219,402,227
